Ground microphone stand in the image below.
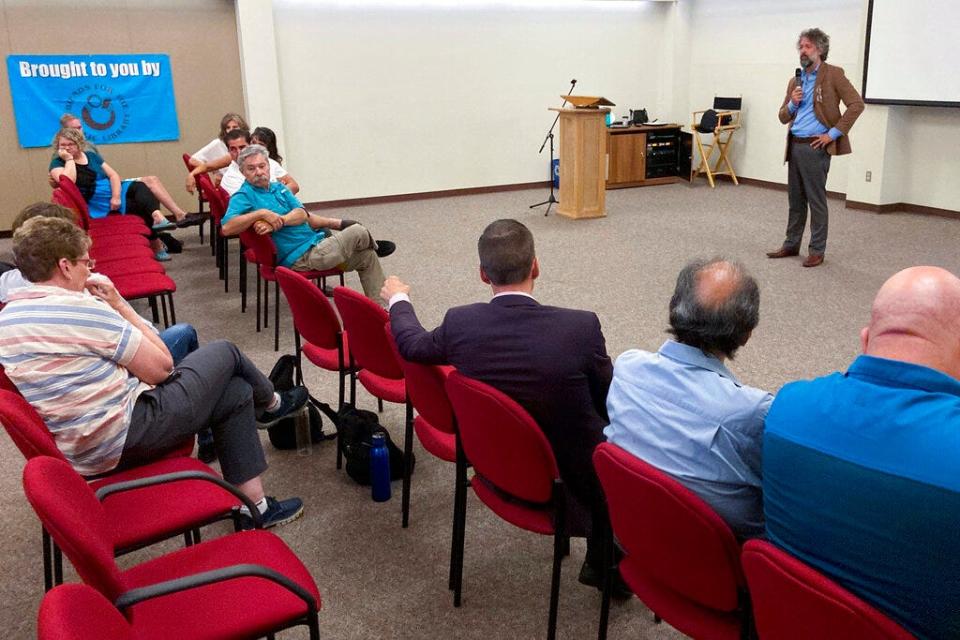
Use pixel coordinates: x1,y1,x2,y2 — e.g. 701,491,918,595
530,79,576,217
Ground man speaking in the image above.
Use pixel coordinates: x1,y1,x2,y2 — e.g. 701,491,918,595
767,28,863,268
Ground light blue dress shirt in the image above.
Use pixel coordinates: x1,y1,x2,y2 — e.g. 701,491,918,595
788,64,842,140
604,340,773,538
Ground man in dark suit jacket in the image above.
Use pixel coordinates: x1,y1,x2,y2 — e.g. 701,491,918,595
381,219,626,594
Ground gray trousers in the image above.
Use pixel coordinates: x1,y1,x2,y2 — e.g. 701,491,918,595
292,224,385,300
784,142,832,255
120,340,273,485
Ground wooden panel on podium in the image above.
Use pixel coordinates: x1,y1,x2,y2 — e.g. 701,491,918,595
551,107,608,219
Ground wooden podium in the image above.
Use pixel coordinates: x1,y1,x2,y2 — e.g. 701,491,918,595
551,106,610,219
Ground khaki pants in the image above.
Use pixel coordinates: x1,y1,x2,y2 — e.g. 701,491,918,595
291,224,385,300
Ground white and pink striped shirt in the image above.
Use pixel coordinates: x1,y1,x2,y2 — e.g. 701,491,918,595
0,285,151,475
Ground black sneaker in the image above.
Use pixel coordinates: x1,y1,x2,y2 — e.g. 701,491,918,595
578,560,633,600
374,240,396,258
256,386,309,429
239,496,304,529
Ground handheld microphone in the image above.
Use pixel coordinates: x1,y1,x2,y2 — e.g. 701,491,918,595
795,68,802,87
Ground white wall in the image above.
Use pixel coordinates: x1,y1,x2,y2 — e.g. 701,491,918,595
270,0,672,203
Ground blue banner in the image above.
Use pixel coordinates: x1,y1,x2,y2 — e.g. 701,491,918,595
6,54,179,148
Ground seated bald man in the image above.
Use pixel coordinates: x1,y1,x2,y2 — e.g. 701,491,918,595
763,266,960,640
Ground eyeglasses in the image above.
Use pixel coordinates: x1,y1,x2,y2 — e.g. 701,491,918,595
72,257,96,270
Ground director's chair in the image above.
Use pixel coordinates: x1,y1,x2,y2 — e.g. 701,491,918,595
691,96,742,188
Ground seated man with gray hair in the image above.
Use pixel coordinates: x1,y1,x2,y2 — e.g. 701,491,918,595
221,144,393,301
604,258,772,538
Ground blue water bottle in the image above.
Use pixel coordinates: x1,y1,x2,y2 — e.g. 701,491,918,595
370,432,391,502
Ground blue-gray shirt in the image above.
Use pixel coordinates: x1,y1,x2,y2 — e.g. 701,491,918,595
604,340,773,538
788,63,842,140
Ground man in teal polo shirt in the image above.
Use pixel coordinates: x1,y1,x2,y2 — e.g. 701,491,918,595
221,144,387,300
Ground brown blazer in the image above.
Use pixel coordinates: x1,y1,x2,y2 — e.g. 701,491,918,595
779,62,864,162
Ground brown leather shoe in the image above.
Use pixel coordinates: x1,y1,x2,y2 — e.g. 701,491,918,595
766,246,800,259
802,254,824,268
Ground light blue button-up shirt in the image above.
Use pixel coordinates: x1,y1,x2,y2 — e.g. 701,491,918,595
788,63,842,140
604,340,773,538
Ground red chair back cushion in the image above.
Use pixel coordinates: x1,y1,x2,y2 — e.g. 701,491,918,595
445,371,558,503
742,540,915,640
38,584,135,640
333,287,403,380
23,457,125,601
0,389,67,460
275,267,343,350
55,176,91,228
385,328,454,434
196,173,227,223
593,443,744,612
239,227,278,274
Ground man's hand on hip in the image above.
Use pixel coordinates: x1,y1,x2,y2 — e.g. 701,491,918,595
810,133,833,149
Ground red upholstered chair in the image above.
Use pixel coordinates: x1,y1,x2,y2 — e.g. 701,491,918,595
444,371,567,639
0,390,241,592
196,172,232,282
240,229,344,352
180,152,210,245
39,584,136,640
24,456,322,640
384,327,459,536
55,175,146,234
592,443,750,640
275,266,354,409
333,287,414,524
741,540,915,640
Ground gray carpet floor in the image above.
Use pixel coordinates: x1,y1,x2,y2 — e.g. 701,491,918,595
0,180,957,638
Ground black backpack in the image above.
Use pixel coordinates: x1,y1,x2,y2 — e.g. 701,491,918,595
265,355,332,450
315,401,414,486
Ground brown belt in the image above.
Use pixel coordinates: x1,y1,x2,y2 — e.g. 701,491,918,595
791,136,819,144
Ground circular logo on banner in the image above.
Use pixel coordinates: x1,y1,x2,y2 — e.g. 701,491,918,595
65,84,130,143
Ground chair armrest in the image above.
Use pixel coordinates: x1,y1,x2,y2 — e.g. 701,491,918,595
94,470,262,529
114,563,318,612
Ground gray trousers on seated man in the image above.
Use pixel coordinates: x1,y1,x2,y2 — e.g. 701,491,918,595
291,225,385,299
785,143,831,256
120,340,272,485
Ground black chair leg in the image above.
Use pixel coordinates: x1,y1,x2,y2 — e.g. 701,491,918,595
160,295,170,328
273,278,280,352
167,294,177,325
308,615,321,640
547,531,564,640
148,296,160,324
240,251,247,312
53,545,63,586
223,239,230,293
263,280,270,330
183,532,193,547
192,528,201,545
42,528,53,592
256,272,262,333
452,434,467,607
597,521,614,640
377,397,384,413
401,401,414,528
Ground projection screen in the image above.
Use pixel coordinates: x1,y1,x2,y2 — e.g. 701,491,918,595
863,0,959,107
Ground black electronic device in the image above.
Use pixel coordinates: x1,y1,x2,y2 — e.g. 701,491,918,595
630,108,649,125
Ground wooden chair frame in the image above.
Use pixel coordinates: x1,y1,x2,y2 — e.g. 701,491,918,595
691,96,742,188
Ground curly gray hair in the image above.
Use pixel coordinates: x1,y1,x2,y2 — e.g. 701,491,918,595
798,28,830,61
